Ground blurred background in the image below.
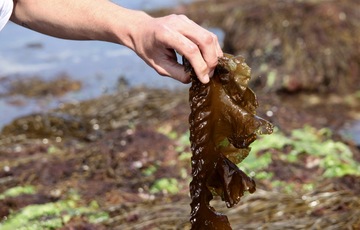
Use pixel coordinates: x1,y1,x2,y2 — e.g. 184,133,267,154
0,0,199,128
0,0,359,229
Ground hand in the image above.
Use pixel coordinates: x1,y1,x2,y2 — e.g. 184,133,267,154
10,0,222,83
129,14,223,84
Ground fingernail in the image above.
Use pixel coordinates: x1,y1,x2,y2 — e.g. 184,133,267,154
202,74,210,84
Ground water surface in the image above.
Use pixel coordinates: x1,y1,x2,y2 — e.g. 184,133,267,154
0,0,226,129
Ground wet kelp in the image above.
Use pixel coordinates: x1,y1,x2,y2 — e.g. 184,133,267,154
185,54,273,229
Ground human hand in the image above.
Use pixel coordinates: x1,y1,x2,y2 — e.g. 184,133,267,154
128,14,223,84
9,1,222,83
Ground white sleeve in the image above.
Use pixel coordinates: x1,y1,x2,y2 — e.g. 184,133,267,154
0,0,14,31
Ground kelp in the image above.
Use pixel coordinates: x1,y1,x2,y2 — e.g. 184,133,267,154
185,54,273,229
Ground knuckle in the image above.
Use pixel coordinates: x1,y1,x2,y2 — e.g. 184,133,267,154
203,33,215,45
167,14,187,23
168,14,179,20
175,14,191,22
185,44,199,56
177,14,188,20
212,33,219,43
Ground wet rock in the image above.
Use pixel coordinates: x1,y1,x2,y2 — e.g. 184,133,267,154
1,113,99,141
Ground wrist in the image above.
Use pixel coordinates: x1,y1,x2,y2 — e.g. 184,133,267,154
106,6,152,51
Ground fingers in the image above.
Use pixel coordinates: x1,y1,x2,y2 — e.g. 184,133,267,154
160,62,192,84
157,14,223,84
180,15,223,82
191,31,222,83
180,15,223,63
151,49,191,84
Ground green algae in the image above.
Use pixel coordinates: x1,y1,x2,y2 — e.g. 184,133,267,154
0,186,36,200
0,191,109,230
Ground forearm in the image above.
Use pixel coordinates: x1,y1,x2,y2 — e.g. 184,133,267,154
10,0,223,83
10,0,148,48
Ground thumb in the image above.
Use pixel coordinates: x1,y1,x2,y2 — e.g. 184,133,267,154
155,59,191,84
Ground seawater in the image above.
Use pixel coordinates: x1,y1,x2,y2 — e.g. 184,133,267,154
0,0,224,129
0,0,194,89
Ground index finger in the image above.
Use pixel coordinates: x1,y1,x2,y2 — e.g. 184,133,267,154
179,15,223,68
159,25,211,83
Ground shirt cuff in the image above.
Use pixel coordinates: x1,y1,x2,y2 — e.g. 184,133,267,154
0,0,14,31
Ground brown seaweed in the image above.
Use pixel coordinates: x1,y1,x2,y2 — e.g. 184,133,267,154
185,54,273,229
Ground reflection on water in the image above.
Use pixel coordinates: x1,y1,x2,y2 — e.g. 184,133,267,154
341,120,360,146
0,0,194,88
0,0,225,129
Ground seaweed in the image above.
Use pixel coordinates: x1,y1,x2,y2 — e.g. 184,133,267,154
185,54,273,229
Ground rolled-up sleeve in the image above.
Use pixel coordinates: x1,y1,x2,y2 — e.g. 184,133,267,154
0,0,13,31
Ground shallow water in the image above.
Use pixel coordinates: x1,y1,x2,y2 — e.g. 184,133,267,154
0,0,194,88
0,0,224,129
341,120,360,146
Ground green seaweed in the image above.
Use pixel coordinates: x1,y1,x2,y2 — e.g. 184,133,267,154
0,186,36,200
0,191,109,230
